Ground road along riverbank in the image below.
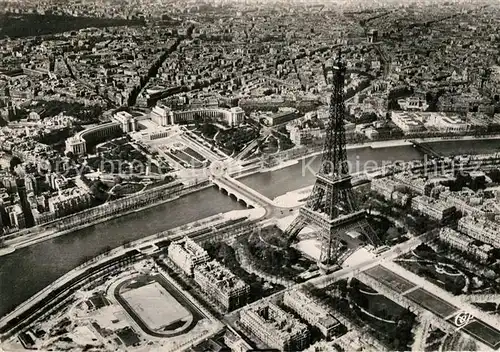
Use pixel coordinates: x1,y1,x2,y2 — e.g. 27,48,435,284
2,137,500,318
0,180,213,255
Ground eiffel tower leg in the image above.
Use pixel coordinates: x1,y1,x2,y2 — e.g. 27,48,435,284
319,227,340,266
359,218,381,246
286,215,308,244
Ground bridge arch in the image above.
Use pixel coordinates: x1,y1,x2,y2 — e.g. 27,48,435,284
229,193,238,201
241,200,255,208
212,177,268,210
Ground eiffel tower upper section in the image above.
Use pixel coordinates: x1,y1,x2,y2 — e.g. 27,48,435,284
304,50,358,221
319,51,349,181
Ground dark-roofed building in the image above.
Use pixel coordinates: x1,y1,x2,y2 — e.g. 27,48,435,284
194,260,249,311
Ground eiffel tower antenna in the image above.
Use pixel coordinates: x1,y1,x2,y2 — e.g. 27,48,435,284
285,49,379,271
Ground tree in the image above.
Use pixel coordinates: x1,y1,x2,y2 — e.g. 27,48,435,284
118,150,128,161
89,180,108,202
193,113,202,128
269,136,278,148
358,112,378,124
337,280,348,296
9,156,22,172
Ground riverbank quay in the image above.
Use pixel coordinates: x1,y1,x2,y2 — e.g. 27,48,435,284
0,179,212,256
271,150,500,208
2,138,500,344
261,134,500,172
0,207,263,341
5,134,500,256
4,134,500,256
0,158,264,254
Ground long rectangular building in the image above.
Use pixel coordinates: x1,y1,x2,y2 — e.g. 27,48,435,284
458,216,500,248
411,195,456,222
194,260,249,311
167,237,210,276
240,301,309,351
438,227,491,262
283,289,340,339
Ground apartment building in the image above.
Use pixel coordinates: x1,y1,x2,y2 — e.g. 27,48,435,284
283,289,341,339
371,178,410,206
458,216,500,248
411,195,456,222
194,260,249,311
438,227,491,262
240,301,310,351
167,237,210,276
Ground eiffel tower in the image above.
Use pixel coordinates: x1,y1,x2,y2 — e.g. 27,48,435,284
285,51,379,269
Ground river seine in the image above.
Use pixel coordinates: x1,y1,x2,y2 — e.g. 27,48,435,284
0,138,499,317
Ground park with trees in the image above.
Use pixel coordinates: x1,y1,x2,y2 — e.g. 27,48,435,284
236,226,314,281
306,279,416,351
202,240,284,302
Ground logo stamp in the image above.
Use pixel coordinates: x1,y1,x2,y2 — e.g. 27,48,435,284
454,311,474,328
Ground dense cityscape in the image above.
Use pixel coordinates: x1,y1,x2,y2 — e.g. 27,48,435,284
1,0,500,351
